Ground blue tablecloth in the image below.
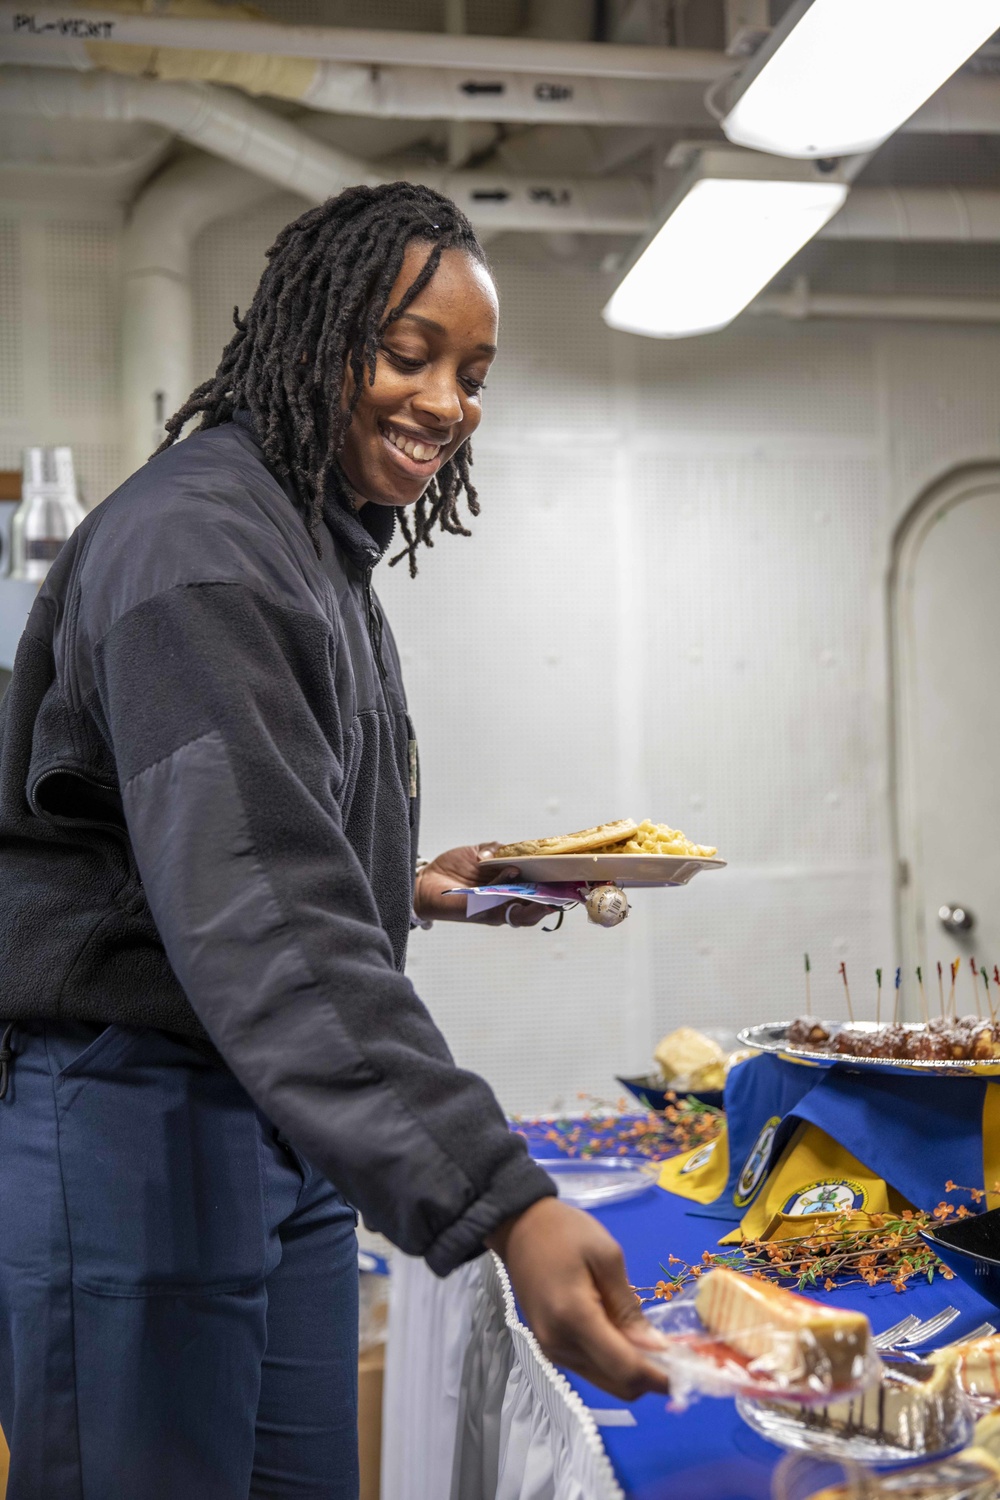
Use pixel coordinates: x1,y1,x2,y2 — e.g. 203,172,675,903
519,1126,999,1500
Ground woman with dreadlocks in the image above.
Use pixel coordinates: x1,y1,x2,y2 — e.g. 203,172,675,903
0,182,667,1498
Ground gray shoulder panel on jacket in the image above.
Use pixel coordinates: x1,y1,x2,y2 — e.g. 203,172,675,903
73,426,333,667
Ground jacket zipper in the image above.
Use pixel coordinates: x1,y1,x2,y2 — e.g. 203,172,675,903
30,766,142,883
30,767,132,846
363,564,389,687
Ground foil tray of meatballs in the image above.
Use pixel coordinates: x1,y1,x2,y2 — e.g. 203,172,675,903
737,1017,1000,1077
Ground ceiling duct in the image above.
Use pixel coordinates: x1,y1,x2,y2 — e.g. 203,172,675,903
0,65,375,200
0,67,653,231
751,278,1000,323
822,187,1000,243
5,67,1000,245
0,6,730,80
301,65,712,129
6,67,1000,245
2,7,998,133
123,155,272,476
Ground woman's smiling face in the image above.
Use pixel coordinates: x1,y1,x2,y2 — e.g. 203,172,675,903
339,241,499,509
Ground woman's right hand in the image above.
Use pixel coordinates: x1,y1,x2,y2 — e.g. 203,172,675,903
485,1197,671,1401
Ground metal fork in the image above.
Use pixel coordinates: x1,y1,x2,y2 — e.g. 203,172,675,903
873,1306,960,1350
893,1306,961,1347
938,1320,997,1349
872,1314,920,1350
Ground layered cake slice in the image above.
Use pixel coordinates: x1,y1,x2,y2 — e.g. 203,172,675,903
933,1335,1000,1402
770,1357,965,1455
695,1267,871,1389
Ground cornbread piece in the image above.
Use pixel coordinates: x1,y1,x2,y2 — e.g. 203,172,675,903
934,1336,1000,1402
493,820,637,859
654,1027,725,1087
696,1268,870,1388
775,1358,964,1456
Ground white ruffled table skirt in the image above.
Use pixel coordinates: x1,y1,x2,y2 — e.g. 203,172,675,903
381,1252,623,1500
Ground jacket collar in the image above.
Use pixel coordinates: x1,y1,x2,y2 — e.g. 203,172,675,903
231,411,397,572
322,485,396,571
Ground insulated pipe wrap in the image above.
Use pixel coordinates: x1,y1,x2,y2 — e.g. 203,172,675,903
823,187,1000,243
905,73,1000,135
0,65,377,198
123,156,273,475
303,63,715,128
7,68,1000,244
751,289,1000,323
0,6,731,80
420,168,652,233
0,67,653,232
4,10,1000,133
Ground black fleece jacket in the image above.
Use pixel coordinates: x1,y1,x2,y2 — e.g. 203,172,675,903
0,420,553,1274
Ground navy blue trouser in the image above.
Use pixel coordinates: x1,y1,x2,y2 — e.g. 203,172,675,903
0,1022,360,1500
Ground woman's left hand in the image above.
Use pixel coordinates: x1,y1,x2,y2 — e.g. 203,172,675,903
414,844,557,927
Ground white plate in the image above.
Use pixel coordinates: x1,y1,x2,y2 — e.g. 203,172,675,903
477,853,727,887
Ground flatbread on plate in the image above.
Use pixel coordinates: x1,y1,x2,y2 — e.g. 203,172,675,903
493,819,637,860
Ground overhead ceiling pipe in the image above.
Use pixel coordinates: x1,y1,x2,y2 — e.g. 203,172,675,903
0,42,720,126
750,278,1000,324
904,71,1000,134
4,12,998,133
0,65,378,200
822,186,1000,242
403,167,650,232
123,155,275,477
7,68,1000,245
0,6,731,80
301,62,713,128
0,66,653,231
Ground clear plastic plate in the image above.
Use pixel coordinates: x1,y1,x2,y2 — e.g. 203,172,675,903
737,1357,976,1469
532,1156,655,1208
771,1449,999,1500
644,1284,881,1410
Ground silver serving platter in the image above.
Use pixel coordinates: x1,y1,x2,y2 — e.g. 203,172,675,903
737,1020,1000,1078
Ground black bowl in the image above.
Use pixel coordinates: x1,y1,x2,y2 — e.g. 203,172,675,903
616,1074,725,1112
921,1205,1000,1309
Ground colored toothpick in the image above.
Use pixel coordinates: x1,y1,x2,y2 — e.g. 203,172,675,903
839,961,854,1023
917,966,928,1022
950,958,960,1019
938,961,945,1020
804,953,812,1014
972,957,982,1018
876,967,883,1026
984,966,997,1027
894,966,902,1024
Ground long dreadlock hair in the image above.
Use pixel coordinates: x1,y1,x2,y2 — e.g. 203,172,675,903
158,182,489,576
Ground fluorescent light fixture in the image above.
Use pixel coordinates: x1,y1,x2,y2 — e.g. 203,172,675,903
602,148,847,339
723,0,1000,159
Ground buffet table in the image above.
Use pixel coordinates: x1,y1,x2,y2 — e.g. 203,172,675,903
381,1123,1000,1500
